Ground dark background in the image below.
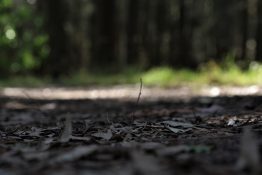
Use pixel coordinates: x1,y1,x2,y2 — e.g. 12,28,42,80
1,0,261,78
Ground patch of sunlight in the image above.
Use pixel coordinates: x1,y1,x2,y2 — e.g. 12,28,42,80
5,27,16,40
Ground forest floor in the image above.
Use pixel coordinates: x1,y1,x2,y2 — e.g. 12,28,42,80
0,85,262,175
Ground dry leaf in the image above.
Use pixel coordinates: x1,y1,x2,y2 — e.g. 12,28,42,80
162,121,193,128
162,121,194,133
227,116,238,127
166,126,191,133
92,129,113,141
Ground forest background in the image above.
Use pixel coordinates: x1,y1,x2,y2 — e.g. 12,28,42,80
1,0,262,86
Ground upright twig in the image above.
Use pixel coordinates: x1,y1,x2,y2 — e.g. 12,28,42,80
131,78,143,122
136,78,143,105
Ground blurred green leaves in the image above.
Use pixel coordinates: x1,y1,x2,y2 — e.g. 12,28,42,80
0,0,12,7
0,0,48,76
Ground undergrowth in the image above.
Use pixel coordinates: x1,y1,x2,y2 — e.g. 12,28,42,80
1,61,262,87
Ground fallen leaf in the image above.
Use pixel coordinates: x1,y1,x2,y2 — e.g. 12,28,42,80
165,125,192,134
162,121,194,133
92,129,113,141
227,116,238,127
162,121,194,128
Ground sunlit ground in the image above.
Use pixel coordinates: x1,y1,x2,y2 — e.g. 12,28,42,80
0,85,261,101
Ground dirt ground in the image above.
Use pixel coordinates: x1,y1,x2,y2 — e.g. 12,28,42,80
0,86,262,175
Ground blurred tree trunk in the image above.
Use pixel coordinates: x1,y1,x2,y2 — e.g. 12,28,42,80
127,0,139,66
240,0,248,60
115,0,128,69
144,0,159,67
38,0,70,77
66,0,92,71
127,0,147,68
38,0,92,77
256,0,262,61
210,0,242,61
179,0,197,68
90,0,118,72
169,0,196,68
34,0,257,75
156,0,170,65
168,0,179,67
144,0,170,67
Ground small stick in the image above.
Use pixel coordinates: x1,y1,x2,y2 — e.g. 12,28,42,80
136,78,143,104
131,78,143,122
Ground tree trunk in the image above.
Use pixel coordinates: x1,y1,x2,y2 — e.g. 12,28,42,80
240,0,248,60
39,0,70,78
169,0,196,68
256,0,262,61
90,0,118,72
115,0,128,69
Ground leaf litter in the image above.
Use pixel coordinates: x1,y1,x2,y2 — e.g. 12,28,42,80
0,94,262,175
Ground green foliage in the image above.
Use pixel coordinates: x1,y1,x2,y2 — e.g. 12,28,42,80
0,0,261,84
2,59,262,87
0,75,50,87
59,69,140,86
142,67,175,86
141,59,262,86
0,0,48,76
